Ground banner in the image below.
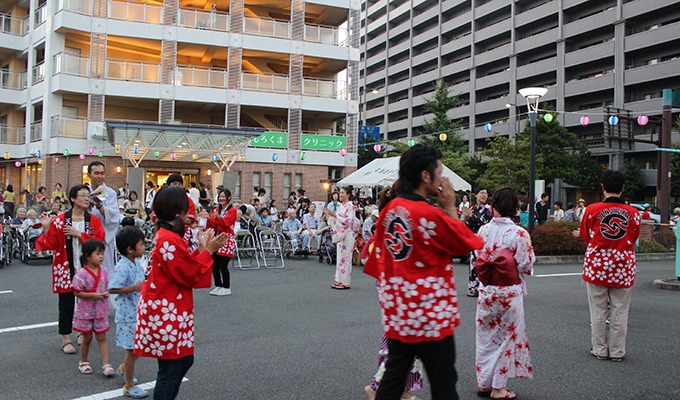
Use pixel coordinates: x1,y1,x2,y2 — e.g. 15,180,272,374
250,132,288,148
300,134,346,151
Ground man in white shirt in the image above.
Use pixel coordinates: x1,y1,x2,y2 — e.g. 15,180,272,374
303,204,321,250
117,183,128,206
87,161,121,272
189,182,200,206
363,209,379,241
144,181,156,220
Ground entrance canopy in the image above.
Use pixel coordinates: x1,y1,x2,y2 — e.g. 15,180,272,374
337,156,471,192
105,121,263,170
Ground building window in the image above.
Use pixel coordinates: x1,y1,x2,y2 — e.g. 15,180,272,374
234,171,241,200
252,172,261,199
264,172,273,201
295,173,303,191
283,173,291,200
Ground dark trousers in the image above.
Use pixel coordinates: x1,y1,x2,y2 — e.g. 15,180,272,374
58,292,75,335
212,254,231,288
154,355,194,400
376,336,458,400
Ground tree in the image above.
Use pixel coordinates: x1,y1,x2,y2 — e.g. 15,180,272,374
622,159,645,200
670,142,680,198
478,134,532,193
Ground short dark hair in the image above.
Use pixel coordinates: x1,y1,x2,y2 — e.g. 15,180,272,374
566,202,575,210
147,181,154,188
152,186,189,236
116,226,145,256
190,182,196,188
167,173,184,185
6,184,13,192
120,216,136,227
554,201,563,208
68,184,90,207
474,186,488,196
398,144,442,194
492,187,519,218
258,188,266,195
520,202,528,212
541,193,549,199
80,239,105,267
601,170,625,194
87,161,105,174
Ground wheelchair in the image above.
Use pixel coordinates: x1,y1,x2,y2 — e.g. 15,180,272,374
0,220,12,268
280,230,312,259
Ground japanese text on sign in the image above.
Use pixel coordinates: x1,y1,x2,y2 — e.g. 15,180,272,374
300,134,346,151
250,132,288,148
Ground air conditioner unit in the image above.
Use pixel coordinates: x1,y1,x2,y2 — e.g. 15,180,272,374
87,121,106,140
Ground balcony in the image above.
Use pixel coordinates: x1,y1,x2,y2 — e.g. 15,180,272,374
51,115,87,139
625,21,680,52
178,7,228,31
30,121,42,142
32,62,45,84
53,52,90,77
0,124,25,144
0,69,27,90
109,0,162,24
57,0,93,15
175,65,227,88
243,16,291,39
34,3,47,27
305,23,348,46
624,58,680,86
242,71,288,93
303,77,342,99
106,59,160,83
564,73,614,96
0,13,28,35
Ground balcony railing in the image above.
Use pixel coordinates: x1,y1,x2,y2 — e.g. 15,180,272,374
178,8,228,32
303,77,340,99
106,58,161,83
241,72,289,93
30,121,42,142
304,23,348,46
0,124,25,144
1,12,28,35
243,16,291,39
57,0,93,15
53,52,90,77
109,0,162,24
0,69,28,89
51,115,87,139
35,3,47,27
32,62,45,84
174,65,227,88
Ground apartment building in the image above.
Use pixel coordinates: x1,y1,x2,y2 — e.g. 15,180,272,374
0,0,360,203
361,0,680,187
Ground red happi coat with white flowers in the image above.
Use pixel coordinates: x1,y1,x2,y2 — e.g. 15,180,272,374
134,227,214,359
35,212,105,294
206,205,237,257
364,194,484,343
579,197,641,288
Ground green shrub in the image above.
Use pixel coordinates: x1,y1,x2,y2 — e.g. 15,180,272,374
530,222,586,255
654,228,676,250
637,239,671,253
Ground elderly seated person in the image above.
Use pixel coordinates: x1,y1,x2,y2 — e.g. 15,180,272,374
21,209,44,254
10,207,28,228
363,209,379,241
303,204,322,250
282,209,309,253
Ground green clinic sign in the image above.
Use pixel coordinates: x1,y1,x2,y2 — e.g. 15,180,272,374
300,134,346,151
250,132,288,148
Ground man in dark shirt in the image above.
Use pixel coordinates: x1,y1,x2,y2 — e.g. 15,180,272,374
535,192,550,225
198,182,209,210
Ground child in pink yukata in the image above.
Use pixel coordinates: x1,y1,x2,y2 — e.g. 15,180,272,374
71,238,115,377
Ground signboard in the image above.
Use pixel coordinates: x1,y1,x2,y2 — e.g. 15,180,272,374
300,134,345,151
250,132,287,148
359,125,380,144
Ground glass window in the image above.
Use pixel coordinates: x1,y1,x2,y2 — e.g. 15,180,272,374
283,173,291,201
252,172,261,199
295,173,303,190
264,172,272,200
235,171,241,200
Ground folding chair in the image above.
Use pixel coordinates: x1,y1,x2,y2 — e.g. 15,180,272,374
258,227,284,269
234,229,260,270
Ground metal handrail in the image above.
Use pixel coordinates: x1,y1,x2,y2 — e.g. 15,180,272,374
178,7,229,31
32,62,45,84
50,115,87,139
0,69,27,89
174,65,228,88
243,16,291,39
0,124,25,144
106,58,161,83
53,52,90,77
241,71,289,93
109,0,163,24
34,3,47,26
0,12,27,35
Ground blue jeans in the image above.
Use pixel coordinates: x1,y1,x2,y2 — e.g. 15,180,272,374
154,355,194,400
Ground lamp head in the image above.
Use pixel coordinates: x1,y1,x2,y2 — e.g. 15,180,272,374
519,87,548,113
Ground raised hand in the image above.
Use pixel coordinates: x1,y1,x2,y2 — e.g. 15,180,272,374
206,232,228,254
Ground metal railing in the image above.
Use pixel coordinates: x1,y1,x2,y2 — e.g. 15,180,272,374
0,69,27,89
1,12,28,35
106,59,161,83
174,65,227,88
0,124,25,144
304,24,347,46
32,62,45,84
50,115,87,139
57,0,93,15
35,3,47,26
243,16,291,39
178,8,228,32
109,0,162,23
302,77,339,99
53,52,90,77
30,121,42,142
241,72,289,93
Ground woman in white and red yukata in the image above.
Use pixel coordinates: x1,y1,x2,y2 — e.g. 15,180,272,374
474,187,535,400
325,186,356,290
36,184,106,355
206,188,237,296
133,186,227,399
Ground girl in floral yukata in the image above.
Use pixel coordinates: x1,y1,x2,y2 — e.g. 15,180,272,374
475,187,535,400
71,239,115,376
134,186,227,400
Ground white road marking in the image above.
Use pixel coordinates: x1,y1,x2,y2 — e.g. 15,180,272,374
0,321,59,334
0,290,13,294
70,378,189,400
534,272,582,278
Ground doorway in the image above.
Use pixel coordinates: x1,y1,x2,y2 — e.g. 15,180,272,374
146,169,198,189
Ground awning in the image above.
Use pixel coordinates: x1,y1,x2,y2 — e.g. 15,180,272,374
337,156,471,192
105,121,263,170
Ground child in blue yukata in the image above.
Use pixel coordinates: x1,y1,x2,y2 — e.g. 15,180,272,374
108,226,148,399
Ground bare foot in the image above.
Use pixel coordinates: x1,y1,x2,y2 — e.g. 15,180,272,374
491,388,516,399
364,385,376,400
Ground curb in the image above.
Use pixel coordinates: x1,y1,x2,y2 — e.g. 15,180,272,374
653,279,680,291
535,252,675,265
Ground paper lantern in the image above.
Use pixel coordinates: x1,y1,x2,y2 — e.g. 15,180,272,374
408,139,415,147
439,133,447,142
373,144,381,152
115,144,121,154
88,147,94,155
544,113,553,123
300,152,306,160
14,161,21,167
63,149,70,156
97,151,103,157
339,148,346,157
37,159,42,165
36,150,42,158
55,157,60,164
3,152,9,160
192,153,199,160
272,153,278,161
580,116,590,127
211,155,219,162
484,123,493,132
608,116,619,126
170,152,176,160
154,151,160,158
133,147,139,154
79,154,85,160
637,115,649,126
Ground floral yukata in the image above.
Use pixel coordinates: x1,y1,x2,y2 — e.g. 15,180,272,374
332,201,355,286
475,217,535,391
72,267,111,334
134,227,214,359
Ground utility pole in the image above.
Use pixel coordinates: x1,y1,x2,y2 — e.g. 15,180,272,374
658,89,675,224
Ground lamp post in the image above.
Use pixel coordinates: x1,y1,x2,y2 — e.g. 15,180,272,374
519,87,548,232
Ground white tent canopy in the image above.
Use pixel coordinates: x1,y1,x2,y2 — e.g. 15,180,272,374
337,156,471,192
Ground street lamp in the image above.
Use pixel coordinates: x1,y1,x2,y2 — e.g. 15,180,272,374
519,87,548,232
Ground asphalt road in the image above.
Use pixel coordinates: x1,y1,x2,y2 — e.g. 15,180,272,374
1,255,679,400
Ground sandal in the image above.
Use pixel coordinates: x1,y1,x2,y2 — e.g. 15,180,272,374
491,389,516,399
610,357,625,362
332,284,350,290
102,363,116,377
78,361,94,374
477,388,492,397
467,290,479,297
62,342,76,354
591,352,609,361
